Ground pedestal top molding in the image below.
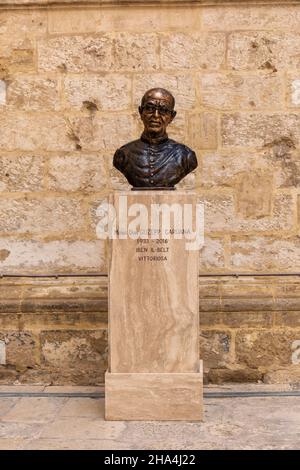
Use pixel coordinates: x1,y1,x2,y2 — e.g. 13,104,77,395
0,0,298,9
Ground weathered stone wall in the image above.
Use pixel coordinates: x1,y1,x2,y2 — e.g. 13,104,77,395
0,1,300,384
1,275,300,385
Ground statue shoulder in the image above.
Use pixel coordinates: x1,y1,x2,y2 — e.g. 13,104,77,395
116,139,142,153
168,140,198,168
113,139,142,171
168,139,194,154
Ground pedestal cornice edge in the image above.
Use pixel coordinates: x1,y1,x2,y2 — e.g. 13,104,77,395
0,0,298,10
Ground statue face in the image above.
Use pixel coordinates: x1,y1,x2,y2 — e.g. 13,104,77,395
139,90,176,137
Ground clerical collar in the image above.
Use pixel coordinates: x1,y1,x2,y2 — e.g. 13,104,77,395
141,132,169,145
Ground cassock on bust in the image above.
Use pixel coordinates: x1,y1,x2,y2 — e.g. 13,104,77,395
113,132,198,189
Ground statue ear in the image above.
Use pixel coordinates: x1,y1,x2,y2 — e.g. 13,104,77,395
170,110,177,121
138,106,143,116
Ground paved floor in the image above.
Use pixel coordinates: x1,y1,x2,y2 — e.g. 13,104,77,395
0,384,299,450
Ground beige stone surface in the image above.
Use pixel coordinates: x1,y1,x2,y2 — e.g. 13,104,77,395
47,8,103,34
199,237,226,271
47,154,107,192
227,32,300,71
200,331,233,369
67,114,136,151
203,193,295,234
0,196,86,236
201,151,256,189
221,113,300,148
202,5,300,31
0,439,24,450
37,35,113,73
63,75,131,111
0,239,106,274
40,416,126,440
275,312,300,327
1,272,300,385
0,9,47,35
200,73,284,110
0,331,38,368
133,73,196,110
286,73,300,108
2,397,66,423
22,438,132,450
187,112,218,149
58,397,104,417
264,367,300,384
0,398,18,417
109,165,130,190
231,236,300,271
18,276,107,304
0,422,43,439
0,37,35,74
105,372,203,421
48,6,201,34
107,191,202,419
160,32,226,70
0,155,44,192
113,33,159,71
38,33,159,72
0,387,300,449
200,148,296,192
43,385,104,393
235,329,300,368
7,77,60,111
162,112,186,143
0,113,74,151
222,312,273,329
236,170,273,218
0,385,45,392
41,329,107,369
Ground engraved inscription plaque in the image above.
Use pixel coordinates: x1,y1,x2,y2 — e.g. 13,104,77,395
105,191,203,421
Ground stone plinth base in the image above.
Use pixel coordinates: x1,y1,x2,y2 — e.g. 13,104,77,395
107,191,203,421
105,367,203,421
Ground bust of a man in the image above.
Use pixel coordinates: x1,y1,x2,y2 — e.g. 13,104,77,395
113,88,198,189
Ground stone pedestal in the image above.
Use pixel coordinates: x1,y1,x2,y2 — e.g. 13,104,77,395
105,191,203,421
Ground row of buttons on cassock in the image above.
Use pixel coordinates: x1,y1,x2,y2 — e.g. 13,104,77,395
149,149,155,182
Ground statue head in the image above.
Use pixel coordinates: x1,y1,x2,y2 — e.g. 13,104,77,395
138,88,176,138
113,88,197,188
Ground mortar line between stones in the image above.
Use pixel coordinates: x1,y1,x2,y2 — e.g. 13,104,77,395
1,273,300,278
0,391,299,398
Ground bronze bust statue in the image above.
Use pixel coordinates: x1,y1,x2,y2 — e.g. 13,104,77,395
113,88,198,189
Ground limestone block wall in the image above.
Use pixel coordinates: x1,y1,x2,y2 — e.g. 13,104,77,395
0,0,300,384
1,275,300,385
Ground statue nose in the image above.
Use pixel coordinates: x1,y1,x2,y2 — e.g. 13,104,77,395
154,109,159,117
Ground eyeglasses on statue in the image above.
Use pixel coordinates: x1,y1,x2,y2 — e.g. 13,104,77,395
142,103,174,116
